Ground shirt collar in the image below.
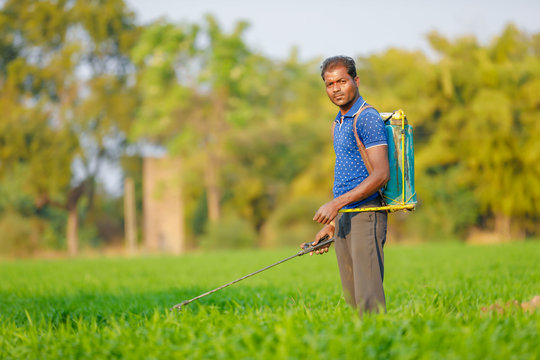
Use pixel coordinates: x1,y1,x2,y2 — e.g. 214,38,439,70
334,96,365,122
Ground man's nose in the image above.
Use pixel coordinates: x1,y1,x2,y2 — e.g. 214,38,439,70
332,83,341,92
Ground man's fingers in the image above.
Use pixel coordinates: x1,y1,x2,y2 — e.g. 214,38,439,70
306,231,333,256
313,215,329,225
314,246,330,255
313,208,330,223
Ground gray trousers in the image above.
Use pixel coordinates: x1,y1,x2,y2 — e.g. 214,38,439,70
334,198,387,315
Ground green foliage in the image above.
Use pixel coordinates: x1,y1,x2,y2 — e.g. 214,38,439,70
407,165,480,241
423,26,540,236
0,164,35,214
261,196,328,248
0,167,67,254
0,0,139,254
129,16,334,249
0,243,538,358
130,20,199,143
199,213,257,250
1,1,540,255
0,211,38,256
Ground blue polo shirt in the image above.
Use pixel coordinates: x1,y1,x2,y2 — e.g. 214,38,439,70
333,96,388,209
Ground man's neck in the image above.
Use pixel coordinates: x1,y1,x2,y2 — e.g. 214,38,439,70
339,93,360,115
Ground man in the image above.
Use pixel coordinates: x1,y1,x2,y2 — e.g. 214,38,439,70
301,56,389,315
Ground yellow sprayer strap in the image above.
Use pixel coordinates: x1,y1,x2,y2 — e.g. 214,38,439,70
339,204,415,213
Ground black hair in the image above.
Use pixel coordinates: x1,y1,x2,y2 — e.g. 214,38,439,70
320,56,357,80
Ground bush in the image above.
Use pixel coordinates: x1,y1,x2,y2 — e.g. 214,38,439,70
199,214,257,250
407,166,480,241
0,211,39,256
261,196,326,248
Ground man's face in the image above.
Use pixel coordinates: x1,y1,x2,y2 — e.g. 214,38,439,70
323,65,359,110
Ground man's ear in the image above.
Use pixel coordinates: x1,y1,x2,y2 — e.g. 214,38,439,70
354,76,360,86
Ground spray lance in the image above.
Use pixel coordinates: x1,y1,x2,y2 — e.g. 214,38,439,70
170,235,334,311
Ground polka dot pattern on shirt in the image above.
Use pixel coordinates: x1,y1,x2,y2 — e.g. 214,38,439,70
332,100,388,209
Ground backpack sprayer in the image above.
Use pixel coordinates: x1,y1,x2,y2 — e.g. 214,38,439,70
335,108,417,213
170,235,334,311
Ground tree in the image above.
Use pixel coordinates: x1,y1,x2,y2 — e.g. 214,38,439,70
419,25,540,239
131,15,265,235
0,0,139,254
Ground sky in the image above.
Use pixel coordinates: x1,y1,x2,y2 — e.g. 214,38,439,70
125,0,540,61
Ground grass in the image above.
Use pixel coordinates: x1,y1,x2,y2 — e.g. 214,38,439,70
0,242,539,359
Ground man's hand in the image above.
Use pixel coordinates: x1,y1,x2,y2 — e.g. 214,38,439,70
301,224,335,256
313,199,341,225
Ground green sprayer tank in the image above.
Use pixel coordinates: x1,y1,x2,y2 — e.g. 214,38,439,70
380,110,417,211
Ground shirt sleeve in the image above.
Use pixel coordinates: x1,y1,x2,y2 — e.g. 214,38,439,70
357,109,388,148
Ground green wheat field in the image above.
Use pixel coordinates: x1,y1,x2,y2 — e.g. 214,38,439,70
1,242,539,359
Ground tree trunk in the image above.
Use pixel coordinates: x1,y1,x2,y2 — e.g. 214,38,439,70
204,88,227,223
206,151,221,222
124,177,137,254
65,182,85,256
494,212,511,241
67,206,78,256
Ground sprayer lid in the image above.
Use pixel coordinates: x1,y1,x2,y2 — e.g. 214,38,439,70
381,110,408,126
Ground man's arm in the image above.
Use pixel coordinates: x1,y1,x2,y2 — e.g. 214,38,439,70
313,145,389,225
